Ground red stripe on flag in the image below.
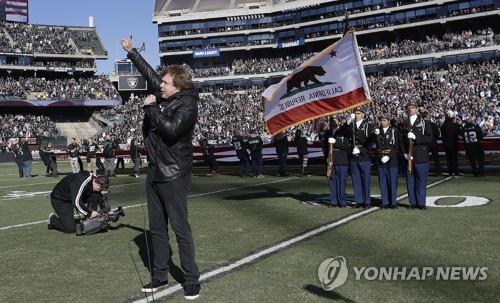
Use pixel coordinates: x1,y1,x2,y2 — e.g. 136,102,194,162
266,87,368,135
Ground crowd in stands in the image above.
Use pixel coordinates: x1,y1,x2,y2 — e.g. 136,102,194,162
182,28,498,78
196,87,266,144
368,60,500,136
0,114,60,139
68,30,107,56
0,21,105,56
163,5,497,52
0,75,119,100
360,28,499,61
92,59,499,146
2,21,77,54
93,94,144,146
1,58,497,146
183,64,230,78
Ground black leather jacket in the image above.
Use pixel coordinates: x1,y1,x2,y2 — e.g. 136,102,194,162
127,48,198,182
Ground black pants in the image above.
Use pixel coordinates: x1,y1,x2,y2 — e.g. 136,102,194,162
78,157,83,172
466,147,484,176
48,162,58,176
50,198,76,233
132,157,141,174
204,156,217,172
115,157,125,169
16,161,23,178
428,143,441,173
277,152,288,176
146,172,199,285
444,144,459,175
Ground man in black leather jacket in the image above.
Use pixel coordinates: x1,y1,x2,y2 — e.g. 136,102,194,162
122,39,200,299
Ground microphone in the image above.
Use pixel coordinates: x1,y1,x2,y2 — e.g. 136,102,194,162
153,91,162,101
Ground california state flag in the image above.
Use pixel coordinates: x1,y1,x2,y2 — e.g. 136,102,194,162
262,31,371,135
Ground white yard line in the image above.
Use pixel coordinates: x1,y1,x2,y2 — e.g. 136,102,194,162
0,181,59,189
0,178,295,230
133,177,452,303
0,181,145,202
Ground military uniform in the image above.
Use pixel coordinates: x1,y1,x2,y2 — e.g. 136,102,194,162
374,125,402,208
348,119,374,207
328,125,350,207
404,114,432,209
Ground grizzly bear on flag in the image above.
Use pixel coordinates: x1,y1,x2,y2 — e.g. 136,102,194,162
286,66,326,93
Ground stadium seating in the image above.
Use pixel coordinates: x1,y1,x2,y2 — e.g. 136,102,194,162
0,21,107,56
94,59,499,145
0,75,120,101
179,28,499,79
0,114,60,139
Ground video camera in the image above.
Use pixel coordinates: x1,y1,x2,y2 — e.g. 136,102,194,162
75,207,125,236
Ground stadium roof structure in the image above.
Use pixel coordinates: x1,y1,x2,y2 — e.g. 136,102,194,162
153,0,329,23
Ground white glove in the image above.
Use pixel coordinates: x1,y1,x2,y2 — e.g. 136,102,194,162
350,113,356,120
352,147,360,155
404,153,413,160
374,128,380,135
381,155,390,163
328,137,336,144
407,132,416,140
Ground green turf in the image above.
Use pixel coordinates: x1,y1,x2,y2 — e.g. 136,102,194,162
0,161,497,303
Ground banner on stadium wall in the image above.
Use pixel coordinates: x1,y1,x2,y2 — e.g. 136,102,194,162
262,31,371,136
193,48,220,58
118,75,148,91
0,99,122,107
277,38,304,49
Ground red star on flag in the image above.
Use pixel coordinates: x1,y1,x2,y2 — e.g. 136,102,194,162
329,50,337,57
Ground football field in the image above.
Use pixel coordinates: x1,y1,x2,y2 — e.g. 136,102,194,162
0,160,498,303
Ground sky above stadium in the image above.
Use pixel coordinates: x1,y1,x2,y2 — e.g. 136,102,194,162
30,0,160,75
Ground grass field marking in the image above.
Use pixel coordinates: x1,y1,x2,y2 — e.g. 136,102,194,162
133,176,452,303
0,181,145,202
0,174,144,189
0,219,48,231
0,181,60,189
0,178,294,230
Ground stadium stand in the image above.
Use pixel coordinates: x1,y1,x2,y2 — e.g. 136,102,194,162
0,21,107,56
68,29,107,56
0,75,119,101
0,114,60,138
92,95,144,146
0,20,118,146
98,58,499,145
148,0,499,146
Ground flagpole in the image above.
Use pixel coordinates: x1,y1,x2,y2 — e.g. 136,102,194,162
351,30,371,101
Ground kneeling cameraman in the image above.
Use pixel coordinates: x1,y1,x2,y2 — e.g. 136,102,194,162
48,172,111,233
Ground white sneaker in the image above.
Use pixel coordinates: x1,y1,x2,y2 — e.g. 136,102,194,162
47,212,57,230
